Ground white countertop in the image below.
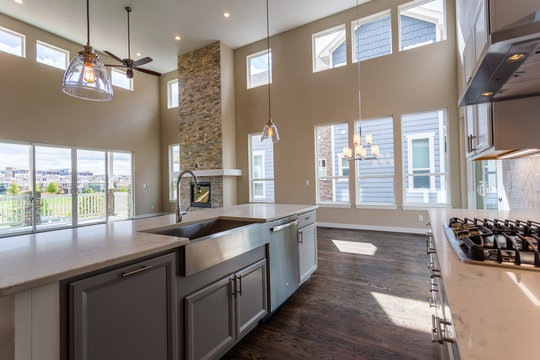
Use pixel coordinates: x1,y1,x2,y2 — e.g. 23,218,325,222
0,203,316,297
429,208,540,360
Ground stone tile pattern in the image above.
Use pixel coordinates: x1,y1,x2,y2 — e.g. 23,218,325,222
178,41,224,209
178,41,223,170
504,156,540,209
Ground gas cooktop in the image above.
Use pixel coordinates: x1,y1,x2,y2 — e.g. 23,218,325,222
443,217,540,271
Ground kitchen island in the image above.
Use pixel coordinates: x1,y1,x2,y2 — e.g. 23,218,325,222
429,208,540,360
0,203,317,360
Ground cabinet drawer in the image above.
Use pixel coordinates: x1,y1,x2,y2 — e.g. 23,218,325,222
297,211,316,229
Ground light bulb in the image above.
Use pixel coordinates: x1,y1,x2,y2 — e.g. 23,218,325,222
83,62,96,83
371,145,380,157
355,145,364,156
366,134,373,145
268,126,273,136
353,134,361,146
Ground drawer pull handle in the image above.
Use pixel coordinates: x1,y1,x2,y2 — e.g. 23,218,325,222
237,274,243,296
121,265,153,277
432,315,455,344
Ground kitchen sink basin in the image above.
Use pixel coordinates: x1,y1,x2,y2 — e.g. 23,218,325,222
148,219,255,241
142,218,269,276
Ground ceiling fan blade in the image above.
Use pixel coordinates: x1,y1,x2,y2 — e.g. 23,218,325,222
104,50,123,63
104,64,125,67
135,67,162,77
133,57,153,67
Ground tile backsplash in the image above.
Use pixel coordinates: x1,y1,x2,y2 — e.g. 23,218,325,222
502,155,540,209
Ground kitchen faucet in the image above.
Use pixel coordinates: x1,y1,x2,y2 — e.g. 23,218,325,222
176,170,201,223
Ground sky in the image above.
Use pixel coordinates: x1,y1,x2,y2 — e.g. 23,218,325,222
250,52,271,75
0,143,131,176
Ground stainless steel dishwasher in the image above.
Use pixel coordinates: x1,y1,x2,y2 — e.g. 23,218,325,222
267,215,299,312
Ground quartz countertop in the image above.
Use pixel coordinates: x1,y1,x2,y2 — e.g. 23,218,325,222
429,208,540,360
0,203,317,296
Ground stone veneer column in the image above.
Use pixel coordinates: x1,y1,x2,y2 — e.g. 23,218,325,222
178,41,225,209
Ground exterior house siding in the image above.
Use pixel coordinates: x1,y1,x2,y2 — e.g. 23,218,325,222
400,15,436,49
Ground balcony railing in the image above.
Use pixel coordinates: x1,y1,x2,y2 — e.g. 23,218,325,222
0,191,130,228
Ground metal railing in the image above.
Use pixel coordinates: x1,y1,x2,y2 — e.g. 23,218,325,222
0,196,25,226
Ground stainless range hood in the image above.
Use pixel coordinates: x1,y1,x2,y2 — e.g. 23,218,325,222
459,10,540,106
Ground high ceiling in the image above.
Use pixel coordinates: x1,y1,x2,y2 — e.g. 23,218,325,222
0,0,371,74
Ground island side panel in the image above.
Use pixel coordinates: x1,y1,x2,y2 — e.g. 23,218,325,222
0,294,14,360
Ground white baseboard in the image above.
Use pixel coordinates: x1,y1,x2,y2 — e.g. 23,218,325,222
316,222,429,235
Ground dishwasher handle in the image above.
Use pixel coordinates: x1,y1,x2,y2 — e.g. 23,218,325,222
270,220,299,232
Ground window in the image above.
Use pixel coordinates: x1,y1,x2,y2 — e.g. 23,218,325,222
247,49,272,89
36,41,69,70
0,26,25,57
167,79,179,108
0,140,134,236
355,117,395,205
352,11,392,63
312,25,346,72
168,144,180,200
402,109,448,205
315,123,349,204
0,142,32,233
318,159,327,177
111,68,133,90
399,0,446,51
249,134,274,203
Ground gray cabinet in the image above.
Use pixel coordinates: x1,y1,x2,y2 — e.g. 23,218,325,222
298,223,317,284
185,276,235,360
69,253,177,360
185,259,267,360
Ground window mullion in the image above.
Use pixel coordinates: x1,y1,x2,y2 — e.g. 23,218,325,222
31,144,37,232
72,148,78,227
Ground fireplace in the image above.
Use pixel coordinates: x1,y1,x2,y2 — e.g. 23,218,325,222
190,182,211,208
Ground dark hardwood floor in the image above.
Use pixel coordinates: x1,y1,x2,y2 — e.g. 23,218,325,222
222,227,439,360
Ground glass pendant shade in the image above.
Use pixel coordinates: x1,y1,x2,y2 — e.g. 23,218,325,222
62,46,113,101
261,119,280,143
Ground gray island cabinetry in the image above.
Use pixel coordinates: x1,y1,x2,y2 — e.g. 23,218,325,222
297,210,317,285
68,252,178,360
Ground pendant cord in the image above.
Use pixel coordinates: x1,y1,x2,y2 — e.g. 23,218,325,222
86,0,90,45
266,0,271,122
356,0,362,139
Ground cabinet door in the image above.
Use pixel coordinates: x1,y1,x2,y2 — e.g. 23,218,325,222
475,102,493,153
185,276,235,360
474,0,488,62
465,105,477,156
70,253,177,360
235,259,267,338
298,224,318,284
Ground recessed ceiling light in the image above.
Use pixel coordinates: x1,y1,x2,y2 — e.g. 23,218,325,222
481,92,493,97
14,0,23,4
224,12,230,18
175,35,181,41
507,53,526,62
136,52,142,57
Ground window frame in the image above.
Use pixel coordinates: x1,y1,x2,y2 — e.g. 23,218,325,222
168,144,180,201
351,10,392,63
35,40,69,70
167,79,179,108
354,117,396,207
401,109,449,208
314,122,350,205
248,134,275,203
0,25,26,58
246,49,272,89
111,67,134,91
312,24,347,73
252,149,266,200
398,0,447,52
406,132,436,192
0,139,134,238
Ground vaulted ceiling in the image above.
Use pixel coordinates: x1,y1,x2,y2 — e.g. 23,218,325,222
0,0,372,74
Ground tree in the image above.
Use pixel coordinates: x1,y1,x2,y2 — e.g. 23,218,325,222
82,187,94,194
119,186,128,193
7,182,20,195
45,182,59,194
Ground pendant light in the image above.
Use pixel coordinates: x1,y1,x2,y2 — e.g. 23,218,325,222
260,0,279,143
62,0,113,101
343,0,379,161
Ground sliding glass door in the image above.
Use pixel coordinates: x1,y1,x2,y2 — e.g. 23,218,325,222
77,150,106,224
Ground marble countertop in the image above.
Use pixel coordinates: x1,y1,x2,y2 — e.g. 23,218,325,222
0,203,316,297
429,208,540,360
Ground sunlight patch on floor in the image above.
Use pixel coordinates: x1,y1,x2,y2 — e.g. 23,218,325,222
331,240,377,255
371,292,431,333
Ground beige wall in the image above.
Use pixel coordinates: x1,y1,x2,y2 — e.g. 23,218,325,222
0,13,161,216
234,0,461,229
159,70,180,213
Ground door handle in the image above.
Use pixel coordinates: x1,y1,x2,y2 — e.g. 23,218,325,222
121,265,153,278
270,220,298,232
236,275,242,296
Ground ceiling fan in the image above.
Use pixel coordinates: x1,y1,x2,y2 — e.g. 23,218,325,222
104,7,161,79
